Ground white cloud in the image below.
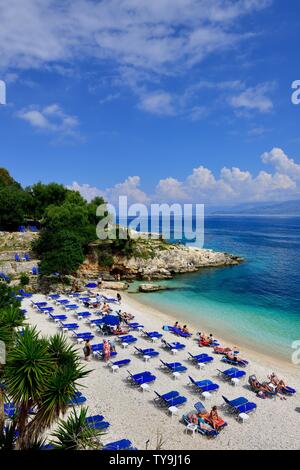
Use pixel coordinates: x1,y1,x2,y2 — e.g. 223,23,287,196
0,1,271,75
17,103,79,136
0,1,274,119
139,92,175,116
68,182,105,202
229,83,274,113
105,176,150,205
71,148,300,205
261,147,300,180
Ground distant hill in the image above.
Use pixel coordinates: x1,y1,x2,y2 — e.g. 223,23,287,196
212,200,300,216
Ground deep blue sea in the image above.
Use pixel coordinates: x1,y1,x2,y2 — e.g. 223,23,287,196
132,216,300,361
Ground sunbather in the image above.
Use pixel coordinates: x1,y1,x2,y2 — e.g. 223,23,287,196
174,321,181,329
182,325,189,334
250,376,274,394
207,406,225,430
268,372,286,392
102,302,110,313
188,413,214,432
225,352,245,364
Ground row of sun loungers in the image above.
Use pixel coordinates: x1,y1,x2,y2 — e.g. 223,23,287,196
24,291,297,445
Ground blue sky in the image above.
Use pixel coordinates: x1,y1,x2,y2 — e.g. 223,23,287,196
1,0,300,206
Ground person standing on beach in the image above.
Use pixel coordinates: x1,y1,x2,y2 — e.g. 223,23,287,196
103,339,111,362
109,338,116,353
117,293,122,303
83,339,92,361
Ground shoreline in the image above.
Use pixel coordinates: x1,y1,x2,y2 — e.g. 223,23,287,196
23,291,300,450
122,292,298,374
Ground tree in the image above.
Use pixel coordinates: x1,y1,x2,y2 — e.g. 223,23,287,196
37,230,85,276
0,186,29,230
50,407,105,450
4,328,89,449
0,284,24,435
26,182,68,220
0,283,20,310
0,168,21,188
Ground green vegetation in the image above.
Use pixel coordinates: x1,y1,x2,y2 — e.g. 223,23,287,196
0,283,102,450
19,273,30,287
0,168,108,276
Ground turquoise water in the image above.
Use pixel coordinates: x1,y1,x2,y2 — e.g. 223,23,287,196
132,216,300,361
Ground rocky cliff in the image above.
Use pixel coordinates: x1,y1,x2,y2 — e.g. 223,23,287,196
79,238,243,281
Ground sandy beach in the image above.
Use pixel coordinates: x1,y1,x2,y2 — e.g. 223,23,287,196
22,290,300,450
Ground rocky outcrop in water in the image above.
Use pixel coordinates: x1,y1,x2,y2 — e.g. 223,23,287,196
81,239,243,281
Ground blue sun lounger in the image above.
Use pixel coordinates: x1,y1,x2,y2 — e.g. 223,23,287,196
162,339,186,351
222,395,257,414
143,331,163,341
127,370,156,386
64,304,79,310
154,390,187,407
60,322,79,330
32,301,48,308
110,359,131,368
280,385,297,395
0,272,10,282
19,289,32,298
182,412,218,437
160,360,187,373
217,367,246,381
91,344,117,359
48,313,68,322
68,394,87,406
188,353,214,365
4,403,16,418
76,311,92,319
188,377,219,393
194,401,227,431
222,357,249,367
56,299,70,305
169,326,192,338
74,332,94,341
86,415,110,430
48,294,60,300
119,335,137,344
128,322,144,330
134,347,159,358
103,439,137,451
37,306,54,313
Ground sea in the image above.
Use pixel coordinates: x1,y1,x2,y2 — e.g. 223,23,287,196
128,216,300,362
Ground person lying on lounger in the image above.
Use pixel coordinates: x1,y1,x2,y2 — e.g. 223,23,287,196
102,302,110,313
207,406,226,430
174,321,181,329
225,352,245,364
188,413,214,432
251,376,274,394
268,372,286,392
181,325,190,334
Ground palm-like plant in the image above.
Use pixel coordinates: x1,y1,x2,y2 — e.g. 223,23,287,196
50,407,104,450
0,304,24,433
4,327,90,449
0,305,24,345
